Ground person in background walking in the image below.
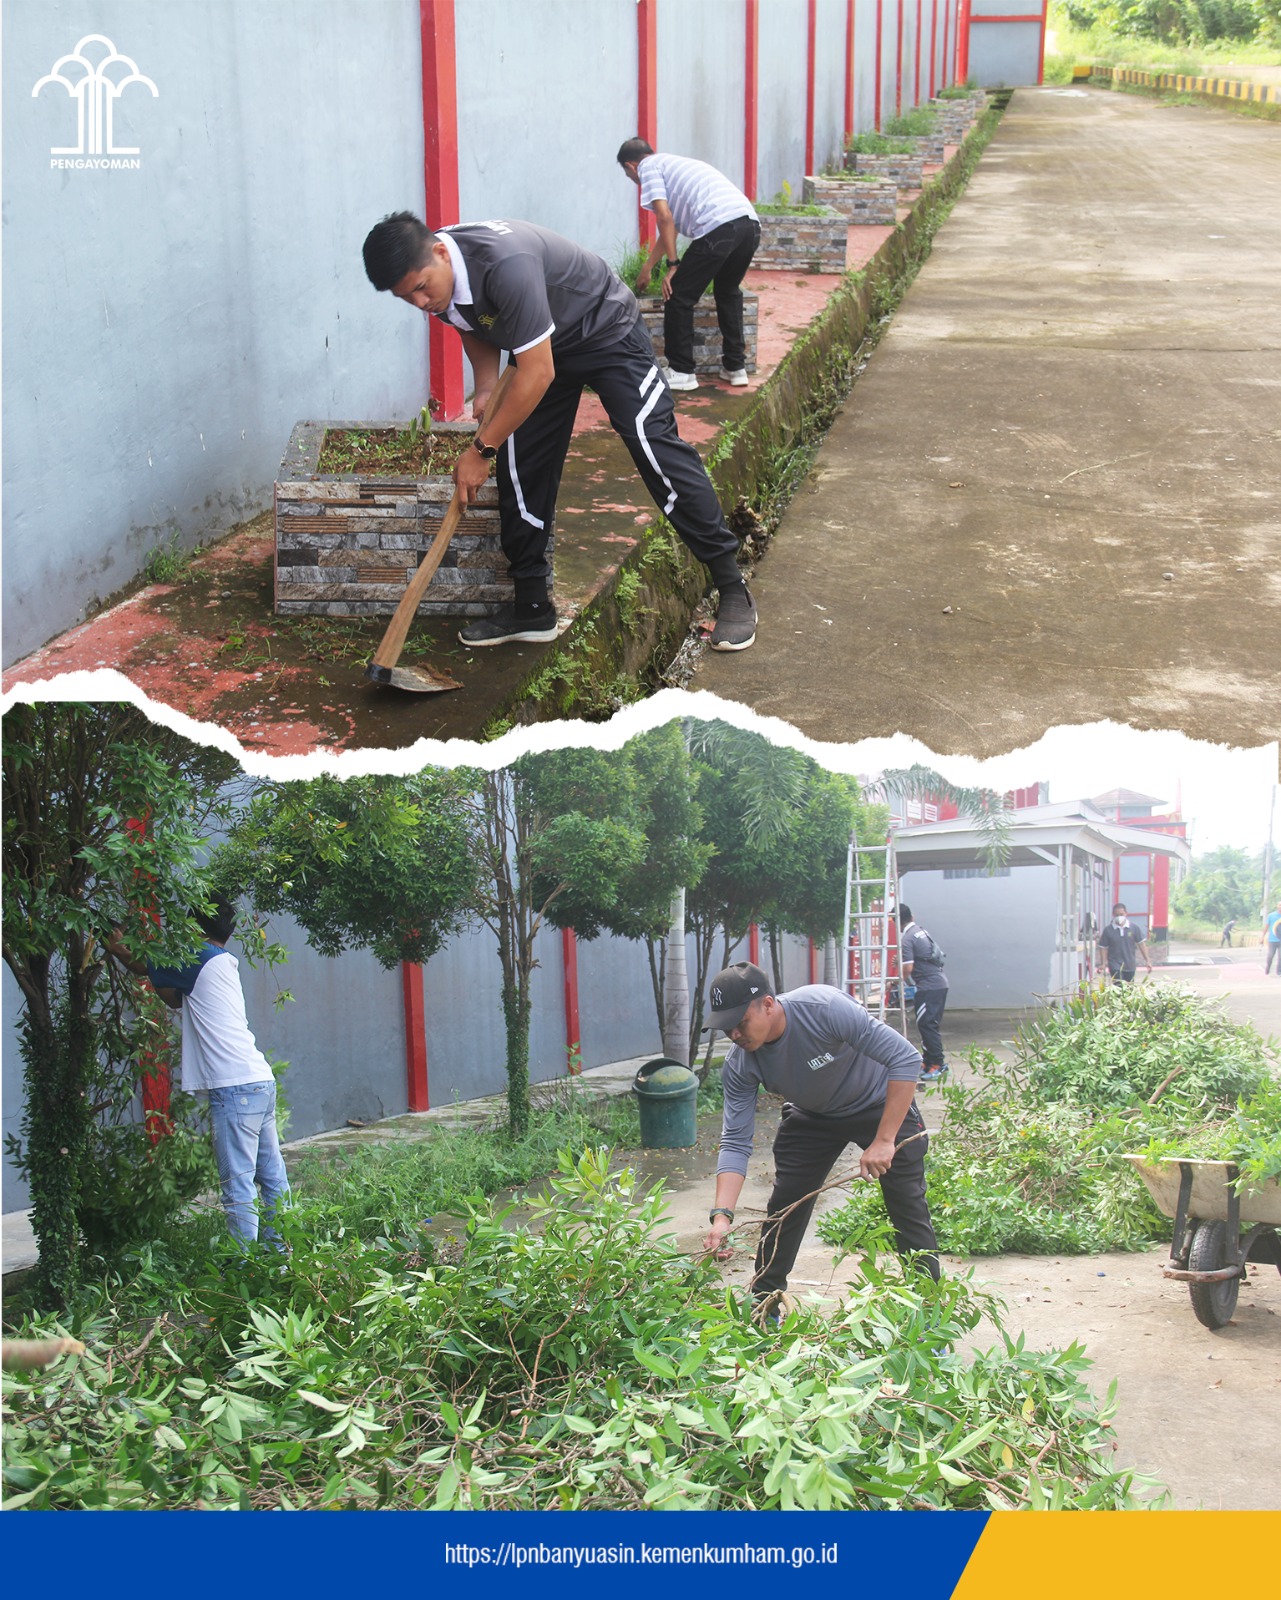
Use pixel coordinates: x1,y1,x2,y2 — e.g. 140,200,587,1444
616,139,760,392
1264,902,1281,973
897,905,949,1082
1097,903,1152,984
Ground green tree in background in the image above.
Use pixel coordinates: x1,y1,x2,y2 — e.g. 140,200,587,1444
2,703,236,1304
1172,845,1266,927
213,771,480,969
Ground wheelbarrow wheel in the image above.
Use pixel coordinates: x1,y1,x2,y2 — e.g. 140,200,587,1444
1187,1220,1240,1330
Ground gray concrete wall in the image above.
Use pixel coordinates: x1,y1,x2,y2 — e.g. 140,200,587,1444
656,0,748,189
967,10,1043,89
4,0,962,664
2,966,30,1211
897,864,1059,1008
852,0,880,133
455,0,638,264
757,0,809,202
4,2,430,663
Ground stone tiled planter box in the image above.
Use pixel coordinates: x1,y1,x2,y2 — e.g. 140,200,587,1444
274,421,522,619
752,208,848,271
928,106,975,141
892,130,948,162
637,291,759,373
802,175,897,226
842,150,926,191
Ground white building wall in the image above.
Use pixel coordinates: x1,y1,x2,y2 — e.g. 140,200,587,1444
898,863,1060,1008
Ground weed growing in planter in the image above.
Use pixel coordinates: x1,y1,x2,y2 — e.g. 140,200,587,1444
4,1148,1155,1510
315,427,473,477
843,133,919,156
883,108,941,138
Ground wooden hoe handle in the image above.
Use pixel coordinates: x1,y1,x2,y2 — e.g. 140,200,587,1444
369,365,513,674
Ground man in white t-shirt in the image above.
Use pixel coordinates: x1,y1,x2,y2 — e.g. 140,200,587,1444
617,139,761,392
111,899,289,1246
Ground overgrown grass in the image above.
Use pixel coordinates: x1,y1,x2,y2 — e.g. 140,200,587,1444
143,534,198,584
4,1149,1157,1510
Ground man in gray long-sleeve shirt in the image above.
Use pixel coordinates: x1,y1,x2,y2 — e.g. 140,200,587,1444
702,962,939,1307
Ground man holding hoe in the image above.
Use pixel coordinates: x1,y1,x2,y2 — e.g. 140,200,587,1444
701,962,939,1320
362,212,757,652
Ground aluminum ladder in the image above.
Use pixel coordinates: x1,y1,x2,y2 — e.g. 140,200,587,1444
840,833,907,1035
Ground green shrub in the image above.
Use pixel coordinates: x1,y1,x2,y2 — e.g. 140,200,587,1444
3,1149,1155,1510
883,108,939,137
818,1053,1169,1257
844,132,920,154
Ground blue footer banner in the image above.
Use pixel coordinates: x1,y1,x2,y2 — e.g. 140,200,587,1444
5,1509,1279,1596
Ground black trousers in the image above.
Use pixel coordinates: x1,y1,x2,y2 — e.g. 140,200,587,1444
496,318,742,602
913,988,947,1069
753,1100,939,1298
664,215,761,374
1108,965,1137,984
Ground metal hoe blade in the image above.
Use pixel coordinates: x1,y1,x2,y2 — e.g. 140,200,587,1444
365,661,463,694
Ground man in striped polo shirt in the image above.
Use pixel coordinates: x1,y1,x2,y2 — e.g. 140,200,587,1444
617,140,761,392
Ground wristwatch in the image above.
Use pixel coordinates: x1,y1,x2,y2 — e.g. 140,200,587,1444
708,1207,735,1225
471,437,498,460
665,257,678,269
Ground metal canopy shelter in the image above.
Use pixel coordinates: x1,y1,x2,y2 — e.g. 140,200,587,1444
892,802,1191,996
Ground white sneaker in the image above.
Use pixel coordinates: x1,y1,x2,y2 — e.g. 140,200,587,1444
666,368,699,392
719,367,749,387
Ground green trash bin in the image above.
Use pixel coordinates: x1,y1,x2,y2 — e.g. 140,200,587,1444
633,1057,699,1149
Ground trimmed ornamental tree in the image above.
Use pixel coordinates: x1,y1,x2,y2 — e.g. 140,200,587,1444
476,729,708,1135
212,772,481,969
2,703,237,1304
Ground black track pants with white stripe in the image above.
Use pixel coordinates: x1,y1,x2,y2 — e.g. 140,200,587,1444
495,317,743,600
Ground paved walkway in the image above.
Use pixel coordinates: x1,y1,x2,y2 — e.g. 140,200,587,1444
694,85,1281,755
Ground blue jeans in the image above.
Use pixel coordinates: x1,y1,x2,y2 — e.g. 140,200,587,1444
207,1081,290,1246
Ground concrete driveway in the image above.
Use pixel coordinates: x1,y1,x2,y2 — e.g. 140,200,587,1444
694,86,1281,756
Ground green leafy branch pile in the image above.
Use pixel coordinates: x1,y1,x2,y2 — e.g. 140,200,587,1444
4,1151,1153,1511
820,984,1278,1258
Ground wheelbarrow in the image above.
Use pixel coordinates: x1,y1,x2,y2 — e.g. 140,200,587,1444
1123,1155,1281,1330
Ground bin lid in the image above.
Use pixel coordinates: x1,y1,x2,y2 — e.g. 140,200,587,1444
633,1057,698,1096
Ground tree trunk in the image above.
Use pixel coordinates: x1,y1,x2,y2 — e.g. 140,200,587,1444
501,976,531,1140
660,888,690,1064
22,979,94,1306
822,935,840,988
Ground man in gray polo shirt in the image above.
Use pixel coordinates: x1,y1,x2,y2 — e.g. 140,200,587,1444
362,212,757,652
617,140,760,391
702,962,939,1308
897,904,949,1082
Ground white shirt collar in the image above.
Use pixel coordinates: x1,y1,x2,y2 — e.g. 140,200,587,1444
436,230,474,331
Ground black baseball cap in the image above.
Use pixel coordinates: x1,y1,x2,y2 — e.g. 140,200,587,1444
705,962,773,1031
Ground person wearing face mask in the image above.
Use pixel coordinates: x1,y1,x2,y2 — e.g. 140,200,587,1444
1096,903,1152,984
700,962,939,1313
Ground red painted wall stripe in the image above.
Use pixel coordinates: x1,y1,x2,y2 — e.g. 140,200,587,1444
402,962,429,1111
1038,0,1050,81
956,0,972,81
805,0,817,176
808,938,819,984
744,0,759,198
637,0,658,242
562,927,581,1073
844,0,856,137
915,0,923,103
874,0,884,128
929,0,938,96
748,923,761,965
419,0,464,420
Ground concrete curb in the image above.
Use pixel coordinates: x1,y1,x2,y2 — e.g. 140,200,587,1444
1095,64,1281,109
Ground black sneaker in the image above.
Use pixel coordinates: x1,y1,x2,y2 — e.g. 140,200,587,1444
458,604,559,648
710,583,756,651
